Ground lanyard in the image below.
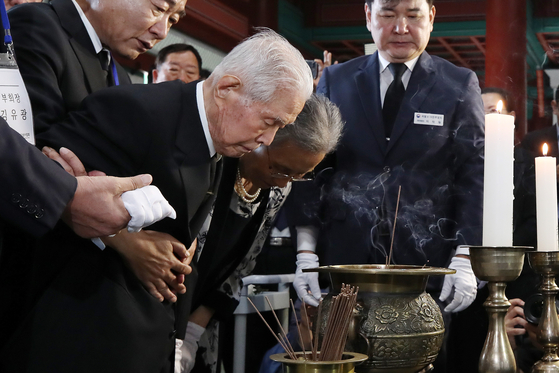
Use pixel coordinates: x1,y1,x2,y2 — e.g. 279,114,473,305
0,0,14,61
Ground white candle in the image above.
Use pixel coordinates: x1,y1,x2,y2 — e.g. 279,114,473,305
535,143,559,251
482,101,514,246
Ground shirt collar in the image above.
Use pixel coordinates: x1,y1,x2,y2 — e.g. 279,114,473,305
378,53,420,74
71,0,103,54
196,81,216,158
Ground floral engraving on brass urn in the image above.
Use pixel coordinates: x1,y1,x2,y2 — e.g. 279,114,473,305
359,293,445,372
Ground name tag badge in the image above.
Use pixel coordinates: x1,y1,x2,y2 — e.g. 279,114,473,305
0,68,35,144
414,112,444,126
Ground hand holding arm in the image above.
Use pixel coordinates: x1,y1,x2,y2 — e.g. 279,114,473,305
439,255,477,312
44,146,177,236
62,173,153,238
103,231,196,302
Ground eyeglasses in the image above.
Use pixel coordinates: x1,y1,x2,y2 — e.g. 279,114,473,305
266,147,315,182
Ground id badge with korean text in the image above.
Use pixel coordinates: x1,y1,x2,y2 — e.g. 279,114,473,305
0,56,34,144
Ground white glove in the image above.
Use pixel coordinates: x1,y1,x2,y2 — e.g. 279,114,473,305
439,256,477,313
294,253,321,307
121,185,177,232
176,322,205,373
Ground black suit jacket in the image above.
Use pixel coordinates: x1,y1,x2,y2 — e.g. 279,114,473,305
0,81,219,373
316,52,484,291
0,118,76,237
9,0,130,135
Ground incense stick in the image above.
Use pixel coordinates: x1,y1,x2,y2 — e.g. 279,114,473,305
312,299,322,361
290,298,307,361
387,185,402,266
247,297,297,360
265,296,296,358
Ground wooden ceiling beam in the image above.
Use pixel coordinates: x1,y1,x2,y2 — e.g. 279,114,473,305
436,37,472,69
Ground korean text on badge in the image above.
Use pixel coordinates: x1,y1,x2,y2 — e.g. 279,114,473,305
414,112,444,126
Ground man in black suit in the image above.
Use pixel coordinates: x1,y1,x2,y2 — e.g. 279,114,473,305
0,30,313,373
8,0,186,135
301,0,484,310
8,0,188,300
298,2,484,371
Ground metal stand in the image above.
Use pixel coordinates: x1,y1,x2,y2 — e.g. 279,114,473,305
528,251,559,373
470,246,528,373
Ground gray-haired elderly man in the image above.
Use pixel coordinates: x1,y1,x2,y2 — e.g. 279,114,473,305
0,29,313,373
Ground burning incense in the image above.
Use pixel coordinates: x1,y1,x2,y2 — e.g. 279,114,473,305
386,185,402,266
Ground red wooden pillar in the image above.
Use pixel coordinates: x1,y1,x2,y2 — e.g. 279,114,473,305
485,0,527,138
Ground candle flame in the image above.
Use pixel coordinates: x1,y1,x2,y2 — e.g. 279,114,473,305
543,143,549,156
496,100,503,114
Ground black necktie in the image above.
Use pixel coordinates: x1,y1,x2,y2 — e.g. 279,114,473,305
98,50,112,86
383,63,406,139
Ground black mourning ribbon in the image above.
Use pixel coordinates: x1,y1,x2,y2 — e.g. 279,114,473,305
382,63,406,139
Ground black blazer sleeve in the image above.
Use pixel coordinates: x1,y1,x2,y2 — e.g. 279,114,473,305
0,118,76,237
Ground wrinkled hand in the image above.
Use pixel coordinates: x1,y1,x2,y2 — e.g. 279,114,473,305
42,146,106,177
122,185,177,232
104,231,196,302
177,322,206,373
439,256,477,312
62,174,153,238
294,253,321,307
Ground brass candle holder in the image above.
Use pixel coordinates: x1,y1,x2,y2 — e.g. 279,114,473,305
527,251,559,373
469,246,529,373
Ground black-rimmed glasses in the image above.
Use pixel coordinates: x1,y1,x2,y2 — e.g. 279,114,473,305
266,147,315,182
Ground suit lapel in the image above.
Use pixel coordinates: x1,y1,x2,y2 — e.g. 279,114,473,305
52,0,106,92
387,52,437,153
355,53,387,153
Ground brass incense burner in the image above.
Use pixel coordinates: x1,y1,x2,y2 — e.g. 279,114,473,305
305,265,454,373
270,352,368,373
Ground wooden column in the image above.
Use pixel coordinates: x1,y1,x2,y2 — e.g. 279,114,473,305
485,0,527,138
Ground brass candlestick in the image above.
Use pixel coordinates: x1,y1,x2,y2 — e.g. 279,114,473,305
469,246,529,373
528,251,559,373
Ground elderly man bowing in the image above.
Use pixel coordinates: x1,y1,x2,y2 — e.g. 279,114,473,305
0,29,313,373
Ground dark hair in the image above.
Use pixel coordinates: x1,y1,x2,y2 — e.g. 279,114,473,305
481,87,514,112
154,44,202,71
366,0,434,8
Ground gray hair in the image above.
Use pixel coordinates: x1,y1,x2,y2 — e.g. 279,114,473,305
210,28,313,103
271,94,344,154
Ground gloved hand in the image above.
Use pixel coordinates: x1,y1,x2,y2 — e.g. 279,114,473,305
439,256,477,312
293,253,322,307
176,322,205,373
121,185,177,232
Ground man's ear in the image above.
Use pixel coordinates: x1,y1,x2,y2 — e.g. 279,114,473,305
215,75,242,99
152,69,159,83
